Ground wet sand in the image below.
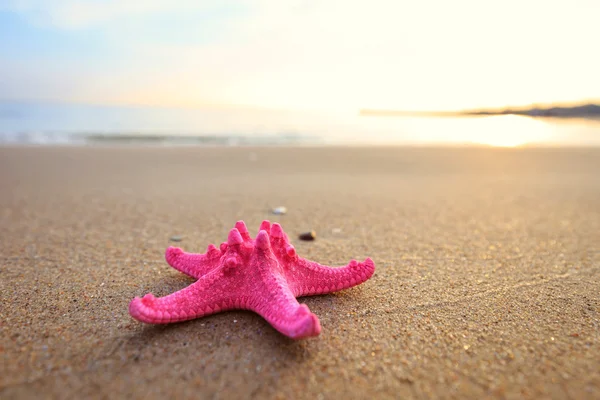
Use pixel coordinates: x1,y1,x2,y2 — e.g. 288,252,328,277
1,146,599,399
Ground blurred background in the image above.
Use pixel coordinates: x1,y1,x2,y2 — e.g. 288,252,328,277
1,0,599,147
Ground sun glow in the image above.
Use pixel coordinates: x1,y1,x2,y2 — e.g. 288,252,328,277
458,115,552,147
364,114,555,147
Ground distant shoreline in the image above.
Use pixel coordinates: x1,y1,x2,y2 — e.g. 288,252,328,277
360,103,600,119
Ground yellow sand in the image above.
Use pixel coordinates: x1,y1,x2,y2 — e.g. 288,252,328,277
0,146,598,399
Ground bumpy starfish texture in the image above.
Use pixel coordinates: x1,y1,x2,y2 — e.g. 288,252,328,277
129,220,375,339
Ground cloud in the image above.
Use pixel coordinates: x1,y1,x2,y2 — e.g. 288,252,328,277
1,0,227,29
2,0,600,110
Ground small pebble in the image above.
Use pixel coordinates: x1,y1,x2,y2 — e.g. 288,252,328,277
272,206,287,215
298,231,316,241
332,228,342,234
169,235,183,242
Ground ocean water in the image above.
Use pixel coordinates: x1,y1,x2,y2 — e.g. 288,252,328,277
1,101,599,147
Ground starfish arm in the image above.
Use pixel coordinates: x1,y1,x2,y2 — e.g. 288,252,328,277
264,223,375,297
288,257,375,297
236,230,322,340
164,245,222,279
129,268,234,324
249,279,322,339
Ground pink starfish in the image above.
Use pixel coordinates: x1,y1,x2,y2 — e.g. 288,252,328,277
129,220,375,339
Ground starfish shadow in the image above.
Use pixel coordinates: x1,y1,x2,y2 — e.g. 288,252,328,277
130,308,312,345
130,273,369,342
128,278,339,359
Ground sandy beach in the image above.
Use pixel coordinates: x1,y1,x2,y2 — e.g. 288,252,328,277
0,146,598,399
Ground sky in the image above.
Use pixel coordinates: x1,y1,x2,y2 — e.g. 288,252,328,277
1,0,599,112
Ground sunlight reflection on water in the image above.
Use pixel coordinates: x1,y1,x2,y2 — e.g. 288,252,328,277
0,102,599,146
